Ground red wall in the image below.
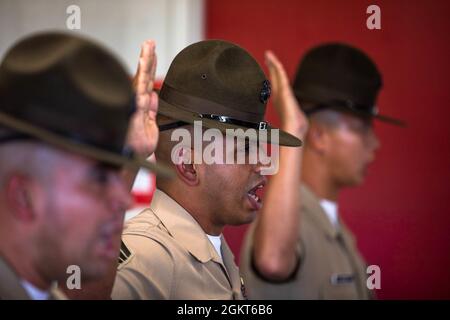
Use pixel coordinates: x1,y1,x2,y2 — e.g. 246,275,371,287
206,0,450,299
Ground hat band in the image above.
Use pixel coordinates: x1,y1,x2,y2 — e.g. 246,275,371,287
0,110,125,155
199,114,268,130
160,84,263,123
0,132,36,144
294,84,377,110
303,99,376,116
158,114,268,131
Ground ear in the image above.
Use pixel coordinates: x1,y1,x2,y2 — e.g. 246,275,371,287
174,147,199,186
306,123,332,155
5,174,36,222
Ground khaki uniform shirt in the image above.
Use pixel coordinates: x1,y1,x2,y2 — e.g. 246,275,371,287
240,185,372,299
112,189,245,300
0,255,66,300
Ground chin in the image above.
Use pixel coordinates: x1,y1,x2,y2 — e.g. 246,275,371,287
80,262,109,281
349,175,365,187
229,209,257,226
243,209,258,224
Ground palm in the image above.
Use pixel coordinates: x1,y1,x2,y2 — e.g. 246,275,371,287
265,51,308,137
127,40,159,158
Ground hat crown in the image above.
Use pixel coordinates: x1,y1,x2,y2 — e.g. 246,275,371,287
293,43,382,112
0,32,134,153
161,40,268,121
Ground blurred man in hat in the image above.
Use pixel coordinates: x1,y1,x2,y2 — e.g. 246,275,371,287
0,32,167,300
60,38,166,300
110,40,306,299
240,43,404,299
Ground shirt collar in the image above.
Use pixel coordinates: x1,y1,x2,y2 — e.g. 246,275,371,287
319,198,339,228
301,185,340,239
149,189,241,292
150,189,221,263
20,280,50,300
206,234,223,261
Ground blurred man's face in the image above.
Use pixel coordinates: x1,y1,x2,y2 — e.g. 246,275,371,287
33,151,131,283
325,113,380,187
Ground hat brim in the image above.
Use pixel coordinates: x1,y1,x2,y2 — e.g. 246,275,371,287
158,98,302,147
295,91,406,127
0,111,173,177
373,113,406,127
333,106,407,127
340,108,406,127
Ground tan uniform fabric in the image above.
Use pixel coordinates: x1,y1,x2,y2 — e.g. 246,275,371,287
240,185,372,299
0,255,66,300
112,189,245,300
0,255,29,300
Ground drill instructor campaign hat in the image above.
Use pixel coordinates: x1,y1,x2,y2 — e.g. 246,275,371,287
0,32,172,176
293,43,405,126
157,40,302,147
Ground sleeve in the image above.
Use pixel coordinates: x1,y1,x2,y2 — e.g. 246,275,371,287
111,234,175,300
241,221,303,285
249,240,302,284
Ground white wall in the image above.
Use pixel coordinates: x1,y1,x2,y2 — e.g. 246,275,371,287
0,0,205,77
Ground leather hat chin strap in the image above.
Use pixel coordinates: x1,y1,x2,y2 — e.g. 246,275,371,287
158,114,268,132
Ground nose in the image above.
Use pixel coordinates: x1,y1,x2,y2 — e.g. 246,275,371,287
362,128,380,165
367,128,381,151
254,151,270,171
253,142,279,175
254,163,264,174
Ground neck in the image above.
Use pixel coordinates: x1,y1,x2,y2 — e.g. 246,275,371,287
158,185,224,236
302,148,340,201
0,234,52,291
